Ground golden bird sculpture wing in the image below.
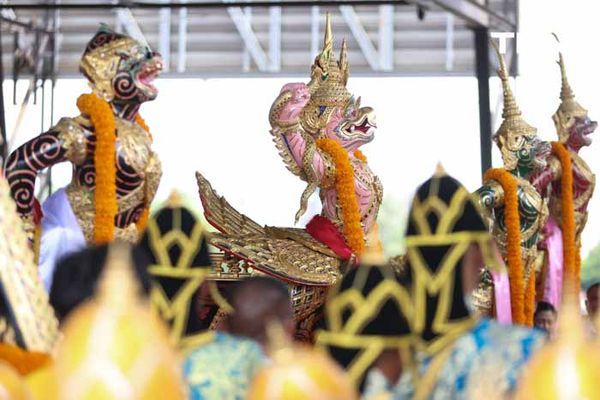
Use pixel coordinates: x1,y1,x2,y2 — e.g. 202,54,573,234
196,172,341,286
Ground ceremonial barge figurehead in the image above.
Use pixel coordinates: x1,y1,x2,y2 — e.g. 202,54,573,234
4,25,163,288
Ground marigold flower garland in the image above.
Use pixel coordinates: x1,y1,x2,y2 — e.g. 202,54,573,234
524,269,536,327
316,138,365,255
551,141,578,297
0,343,50,375
77,94,117,244
353,150,367,162
483,168,525,325
77,94,152,242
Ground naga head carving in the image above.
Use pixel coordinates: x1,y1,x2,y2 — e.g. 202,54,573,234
552,48,597,151
80,25,163,105
492,42,550,175
269,14,376,151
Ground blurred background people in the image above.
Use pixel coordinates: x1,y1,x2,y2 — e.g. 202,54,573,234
49,243,152,323
182,276,294,400
399,170,544,399
533,301,558,340
315,263,412,397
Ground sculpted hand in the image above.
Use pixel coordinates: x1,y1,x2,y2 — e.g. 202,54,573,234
277,83,310,124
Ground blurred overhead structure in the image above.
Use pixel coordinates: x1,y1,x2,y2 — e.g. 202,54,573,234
0,0,518,172
0,0,517,76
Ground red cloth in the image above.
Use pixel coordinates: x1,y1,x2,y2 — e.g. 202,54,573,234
306,215,354,261
32,198,43,225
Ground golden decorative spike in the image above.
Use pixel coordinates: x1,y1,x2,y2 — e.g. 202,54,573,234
490,39,522,120
434,162,446,177
551,34,576,102
339,38,349,85
324,13,333,50
551,33,588,142
361,226,386,266
97,242,142,309
166,190,184,207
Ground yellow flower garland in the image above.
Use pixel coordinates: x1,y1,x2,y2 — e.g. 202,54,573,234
551,141,578,297
484,168,525,325
316,139,365,255
77,94,152,243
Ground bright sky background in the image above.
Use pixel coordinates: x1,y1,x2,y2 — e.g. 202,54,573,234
4,0,600,258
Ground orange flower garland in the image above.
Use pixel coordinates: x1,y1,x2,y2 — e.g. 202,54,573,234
77,94,152,242
483,168,525,325
0,343,50,375
316,138,365,255
77,94,117,244
524,269,536,327
551,141,578,296
353,150,367,162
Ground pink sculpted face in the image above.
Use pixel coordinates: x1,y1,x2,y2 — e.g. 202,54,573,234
331,96,376,150
277,83,377,150
567,116,597,151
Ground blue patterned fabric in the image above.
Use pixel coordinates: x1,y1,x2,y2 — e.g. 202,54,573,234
395,319,544,400
182,332,266,400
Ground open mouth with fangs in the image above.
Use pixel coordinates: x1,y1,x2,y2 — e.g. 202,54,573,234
136,59,163,97
342,113,377,141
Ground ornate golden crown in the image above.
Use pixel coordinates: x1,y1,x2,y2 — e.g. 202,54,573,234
552,42,588,142
491,41,538,170
79,25,141,101
300,14,352,137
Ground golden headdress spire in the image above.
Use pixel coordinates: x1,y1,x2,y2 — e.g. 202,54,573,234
339,38,349,85
492,40,522,121
303,13,352,136
551,33,588,142
490,40,537,169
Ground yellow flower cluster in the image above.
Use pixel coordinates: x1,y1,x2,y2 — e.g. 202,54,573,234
77,93,117,244
316,138,365,255
551,141,578,297
484,168,526,325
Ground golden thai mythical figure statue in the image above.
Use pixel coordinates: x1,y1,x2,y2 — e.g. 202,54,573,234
4,25,162,290
530,42,596,304
0,171,58,374
474,44,550,326
197,14,382,340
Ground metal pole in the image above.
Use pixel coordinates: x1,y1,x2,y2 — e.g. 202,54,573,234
474,27,492,176
0,21,7,162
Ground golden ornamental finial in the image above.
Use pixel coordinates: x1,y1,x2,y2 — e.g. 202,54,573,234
490,39,522,120
97,242,142,309
434,162,446,177
324,13,333,50
339,38,348,85
167,190,183,207
360,226,386,266
552,33,576,103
